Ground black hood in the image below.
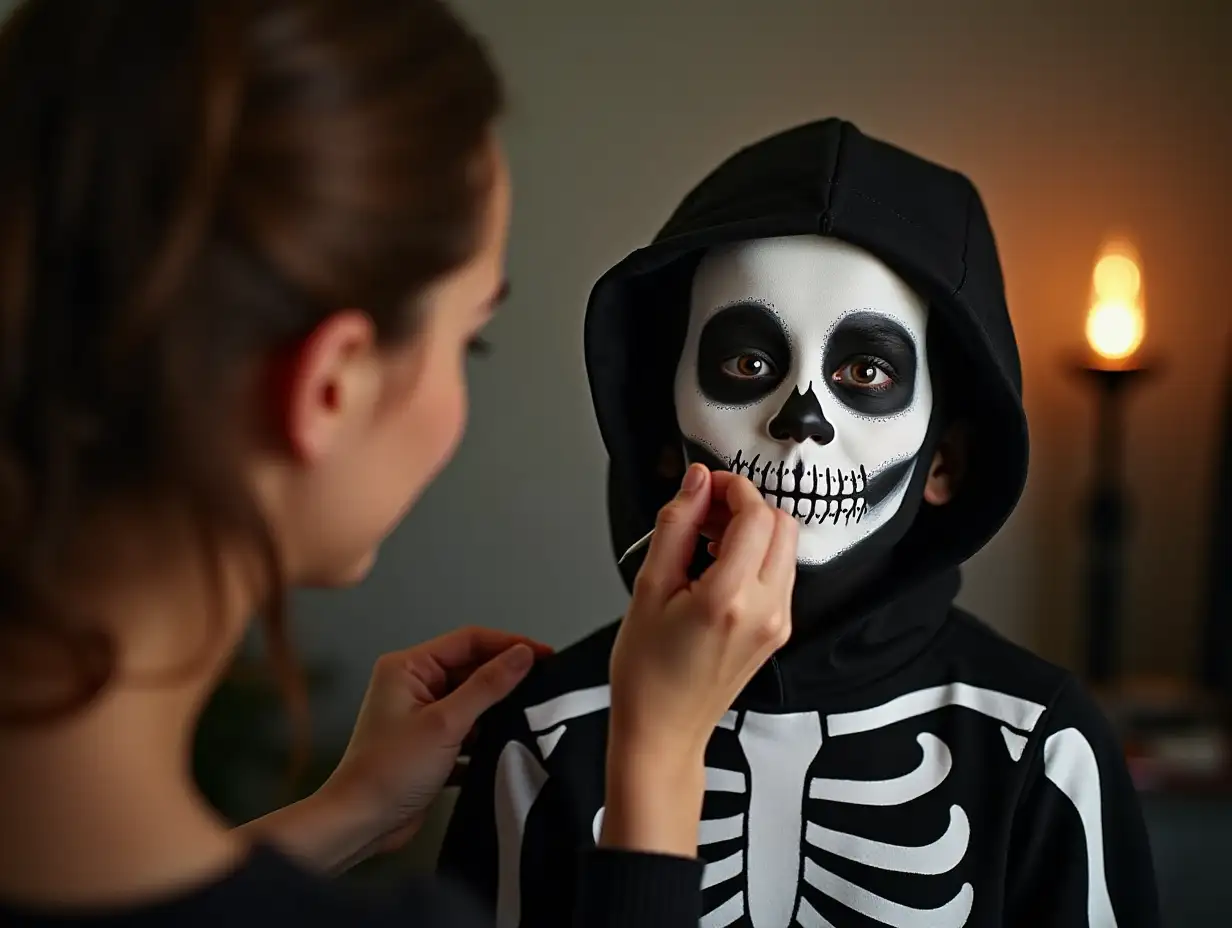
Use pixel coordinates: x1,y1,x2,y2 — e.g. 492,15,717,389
584,119,1027,672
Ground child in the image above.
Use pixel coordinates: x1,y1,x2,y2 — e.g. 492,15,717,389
438,119,1160,928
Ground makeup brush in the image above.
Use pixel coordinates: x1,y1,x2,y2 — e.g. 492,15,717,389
618,528,656,565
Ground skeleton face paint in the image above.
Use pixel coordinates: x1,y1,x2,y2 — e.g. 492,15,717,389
675,235,933,568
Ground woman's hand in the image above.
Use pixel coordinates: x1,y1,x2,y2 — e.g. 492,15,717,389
240,627,549,873
601,463,797,858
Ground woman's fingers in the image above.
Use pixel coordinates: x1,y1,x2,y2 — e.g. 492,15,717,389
604,471,798,861
703,474,775,585
698,471,737,540
389,627,549,703
760,509,800,587
406,626,553,673
634,464,713,605
428,645,535,741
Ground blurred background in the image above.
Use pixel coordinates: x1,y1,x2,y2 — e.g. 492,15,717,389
5,0,1227,922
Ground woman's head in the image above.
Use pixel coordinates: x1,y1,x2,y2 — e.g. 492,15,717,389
0,0,507,717
263,154,510,587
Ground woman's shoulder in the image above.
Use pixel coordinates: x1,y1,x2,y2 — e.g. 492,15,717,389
0,845,488,928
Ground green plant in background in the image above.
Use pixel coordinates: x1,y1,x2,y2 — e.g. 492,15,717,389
193,655,440,889
192,657,342,825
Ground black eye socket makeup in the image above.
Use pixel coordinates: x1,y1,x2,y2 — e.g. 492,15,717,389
697,302,790,405
823,312,917,416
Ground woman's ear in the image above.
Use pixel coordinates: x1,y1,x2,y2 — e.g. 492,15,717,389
270,310,380,463
923,421,969,506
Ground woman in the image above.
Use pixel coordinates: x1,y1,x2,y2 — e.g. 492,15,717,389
0,1,798,926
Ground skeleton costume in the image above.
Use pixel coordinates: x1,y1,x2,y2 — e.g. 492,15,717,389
437,120,1160,928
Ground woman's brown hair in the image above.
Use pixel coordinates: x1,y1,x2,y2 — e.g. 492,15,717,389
0,0,503,727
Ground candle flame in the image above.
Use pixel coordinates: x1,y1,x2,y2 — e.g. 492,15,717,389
1085,239,1145,364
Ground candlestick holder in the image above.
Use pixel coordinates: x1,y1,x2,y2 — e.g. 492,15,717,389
1076,359,1152,684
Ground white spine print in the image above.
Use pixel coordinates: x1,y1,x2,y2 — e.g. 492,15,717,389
738,712,825,928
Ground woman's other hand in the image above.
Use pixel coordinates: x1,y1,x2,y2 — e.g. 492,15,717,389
324,627,551,852
602,463,797,858
242,627,549,872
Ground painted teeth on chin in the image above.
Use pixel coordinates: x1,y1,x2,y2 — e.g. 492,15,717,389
755,484,870,527
779,466,797,494
756,494,870,526
731,453,873,526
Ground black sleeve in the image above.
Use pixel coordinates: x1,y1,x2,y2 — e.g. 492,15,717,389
1005,678,1161,927
574,848,704,928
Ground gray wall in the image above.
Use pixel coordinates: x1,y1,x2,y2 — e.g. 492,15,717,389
299,0,1232,740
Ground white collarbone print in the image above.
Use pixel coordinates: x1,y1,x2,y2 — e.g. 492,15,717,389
490,684,1120,928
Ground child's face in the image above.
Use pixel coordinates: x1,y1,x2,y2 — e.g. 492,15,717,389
674,235,934,569
252,143,512,588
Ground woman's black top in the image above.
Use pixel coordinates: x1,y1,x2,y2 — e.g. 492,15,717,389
0,843,702,927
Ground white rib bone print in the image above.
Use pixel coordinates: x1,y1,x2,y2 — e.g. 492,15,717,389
492,683,1113,928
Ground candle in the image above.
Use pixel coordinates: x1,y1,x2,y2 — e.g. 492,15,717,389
1085,239,1145,368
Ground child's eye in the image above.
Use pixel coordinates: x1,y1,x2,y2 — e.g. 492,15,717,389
720,352,776,380
832,356,896,391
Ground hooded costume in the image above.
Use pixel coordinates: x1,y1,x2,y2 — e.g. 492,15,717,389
437,119,1159,928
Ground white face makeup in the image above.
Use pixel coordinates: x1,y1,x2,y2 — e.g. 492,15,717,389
674,235,933,568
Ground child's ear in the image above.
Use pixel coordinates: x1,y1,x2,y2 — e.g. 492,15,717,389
657,441,685,481
923,421,969,506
